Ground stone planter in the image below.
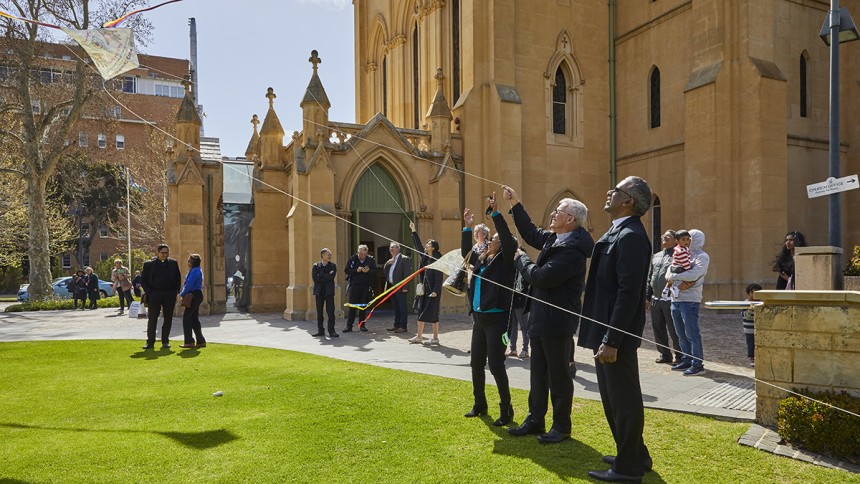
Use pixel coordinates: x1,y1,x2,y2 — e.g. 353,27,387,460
846,276,860,291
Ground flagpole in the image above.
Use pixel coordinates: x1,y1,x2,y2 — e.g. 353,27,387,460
126,166,132,271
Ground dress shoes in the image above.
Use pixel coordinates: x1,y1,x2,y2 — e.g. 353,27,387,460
328,332,339,338
464,405,488,418
196,343,207,348
179,343,195,349
655,355,673,364
359,326,368,332
141,344,154,350
394,328,407,333
161,343,171,350
508,416,545,436
492,403,514,427
342,327,353,333
587,469,642,483
601,455,653,472
537,428,570,444
386,327,398,332
311,331,326,337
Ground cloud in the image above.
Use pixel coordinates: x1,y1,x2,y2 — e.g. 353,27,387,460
296,0,350,11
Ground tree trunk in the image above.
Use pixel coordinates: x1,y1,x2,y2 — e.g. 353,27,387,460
27,175,53,301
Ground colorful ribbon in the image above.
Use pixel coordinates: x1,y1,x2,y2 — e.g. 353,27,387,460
344,268,425,327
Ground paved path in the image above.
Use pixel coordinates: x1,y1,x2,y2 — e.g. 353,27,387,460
0,306,756,421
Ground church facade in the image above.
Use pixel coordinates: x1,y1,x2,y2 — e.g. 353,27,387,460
169,0,860,317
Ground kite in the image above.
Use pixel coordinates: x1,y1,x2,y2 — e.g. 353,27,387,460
0,0,183,80
344,268,425,327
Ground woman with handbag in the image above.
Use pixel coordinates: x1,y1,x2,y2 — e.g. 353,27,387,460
461,195,516,427
111,259,134,315
179,253,206,349
408,222,444,346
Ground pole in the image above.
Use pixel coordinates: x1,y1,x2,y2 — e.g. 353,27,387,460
828,0,841,247
126,166,132,270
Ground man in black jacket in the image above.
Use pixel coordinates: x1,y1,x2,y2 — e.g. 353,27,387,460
503,186,594,444
84,267,99,310
312,248,338,337
580,176,653,483
344,244,376,333
140,244,182,350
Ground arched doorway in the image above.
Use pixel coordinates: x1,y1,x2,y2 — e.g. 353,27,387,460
350,163,413,300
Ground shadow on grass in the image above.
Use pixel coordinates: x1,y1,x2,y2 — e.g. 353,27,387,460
0,478,33,483
177,348,201,359
0,423,237,450
129,347,175,360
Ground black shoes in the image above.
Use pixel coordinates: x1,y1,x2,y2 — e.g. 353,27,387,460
464,405,488,418
142,344,154,350
343,327,353,333
655,355,673,364
601,455,653,472
161,343,171,350
311,331,325,337
359,326,368,332
537,428,570,444
587,469,643,482
329,332,339,338
508,416,545,436
492,404,514,427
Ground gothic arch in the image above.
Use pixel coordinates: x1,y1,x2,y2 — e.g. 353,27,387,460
545,29,584,146
339,147,423,214
540,188,593,232
395,0,418,34
369,14,390,65
799,50,810,118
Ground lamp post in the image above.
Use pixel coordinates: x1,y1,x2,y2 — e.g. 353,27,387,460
820,1,860,247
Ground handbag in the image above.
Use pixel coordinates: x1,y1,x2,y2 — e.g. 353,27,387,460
180,293,193,308
415,282,425,296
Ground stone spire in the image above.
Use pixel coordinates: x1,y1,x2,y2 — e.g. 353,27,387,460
259,88,285,168
301,50,331,108
175,74,202,156
301,50,331,146
245,114,260,160
260,88,285,137
426,68,452,153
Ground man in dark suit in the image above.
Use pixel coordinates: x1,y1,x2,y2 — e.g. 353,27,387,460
579,176,654,483
383,242,411,333
84,267,99,309
312,248,338,337
344,244,376,333
140,243,182,350
503,186,594,444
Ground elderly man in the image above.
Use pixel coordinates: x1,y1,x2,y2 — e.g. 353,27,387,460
579,176,654,482
503,186,594,444
647,230,683,365
344,244,377,333
384,242,411,333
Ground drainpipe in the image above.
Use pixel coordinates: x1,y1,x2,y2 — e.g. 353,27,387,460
608,0,617,187
207,174,214,307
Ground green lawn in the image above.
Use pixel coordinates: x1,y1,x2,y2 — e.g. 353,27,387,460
0,341,855,483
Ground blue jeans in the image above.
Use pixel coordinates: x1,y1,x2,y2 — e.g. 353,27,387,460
671,301,704,369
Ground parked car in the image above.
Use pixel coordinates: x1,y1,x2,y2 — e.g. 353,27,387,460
16,277,116,302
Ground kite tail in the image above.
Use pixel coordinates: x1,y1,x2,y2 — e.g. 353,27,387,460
359,267,425,327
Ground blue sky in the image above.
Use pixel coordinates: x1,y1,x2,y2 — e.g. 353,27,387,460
143,0,355,157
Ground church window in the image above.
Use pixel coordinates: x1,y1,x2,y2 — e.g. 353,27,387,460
413,27,420,129
800,52,808,118
552,67,567,134
452,0,461,105
651,195,662,253
649,66,661,129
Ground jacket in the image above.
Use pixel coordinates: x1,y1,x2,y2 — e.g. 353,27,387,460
412,232,443,296
646,248,673,300
511,203,594,336
578,216,652,352
312,261,337,297
141,257,182,293
344,254,376,287
383,253,411,288
180,266,203,297
85,273,99,292
461,211,516,315
665,229,709,303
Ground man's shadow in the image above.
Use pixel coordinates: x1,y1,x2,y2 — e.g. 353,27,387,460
129,347,175,360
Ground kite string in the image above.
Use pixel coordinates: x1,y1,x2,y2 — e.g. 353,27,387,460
64,46,860,421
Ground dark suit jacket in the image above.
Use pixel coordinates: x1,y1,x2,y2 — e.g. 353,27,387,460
383,253,411,289
412,232,444,295
85,273,99,292
312,261,337,297
141,257,182,294
461,211,517,314
344,254,376,287
511,203,594,337
578,216,652,352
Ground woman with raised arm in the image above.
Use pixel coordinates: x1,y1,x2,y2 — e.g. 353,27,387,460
408,222,444,346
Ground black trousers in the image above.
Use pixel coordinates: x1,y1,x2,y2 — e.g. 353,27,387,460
470,312,510,408
182,290,205,345
528,334,574,433
146,290,176,345
391,289,408,329
346,285,370,328
118,289,133,310
87,290,99,309
595,348,650,477
650,298,682,360
316,293,336,333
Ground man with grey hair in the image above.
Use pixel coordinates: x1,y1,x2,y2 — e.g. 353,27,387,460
580,175,654,482
344,244,376,333
384,241,411,333
503,186,594,444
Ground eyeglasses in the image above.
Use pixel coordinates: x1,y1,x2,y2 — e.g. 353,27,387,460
158,250,169,255
609,186,634,199
551,209,574,217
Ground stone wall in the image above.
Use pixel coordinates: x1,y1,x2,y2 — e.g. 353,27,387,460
754,290,860,427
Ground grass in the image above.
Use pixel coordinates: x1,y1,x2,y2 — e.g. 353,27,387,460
0,341,856,483
4,295,122,312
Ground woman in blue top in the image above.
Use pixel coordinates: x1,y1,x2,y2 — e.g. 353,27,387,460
179,253,206,349
460,194,517,427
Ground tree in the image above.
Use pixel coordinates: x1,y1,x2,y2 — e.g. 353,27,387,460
0,0,151,300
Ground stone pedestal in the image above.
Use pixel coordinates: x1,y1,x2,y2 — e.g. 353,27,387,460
754,290,860,427
794,246,843,290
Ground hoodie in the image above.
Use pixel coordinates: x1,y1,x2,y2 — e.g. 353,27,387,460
666,229,709,303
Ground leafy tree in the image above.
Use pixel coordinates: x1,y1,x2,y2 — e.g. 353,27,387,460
0,0,151,300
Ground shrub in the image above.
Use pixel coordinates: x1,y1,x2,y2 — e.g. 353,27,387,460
5,295,122,313
777,388,860,464
845,245,860,277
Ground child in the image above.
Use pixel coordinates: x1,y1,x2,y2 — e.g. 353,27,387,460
663,230,692,299
742,283,763,368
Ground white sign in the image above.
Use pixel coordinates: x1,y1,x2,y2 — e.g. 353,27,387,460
806,174,859,198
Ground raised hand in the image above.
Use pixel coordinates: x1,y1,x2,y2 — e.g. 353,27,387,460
464,208,474,226
487,191,497,212
409,221,416,232
502,185,519,205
